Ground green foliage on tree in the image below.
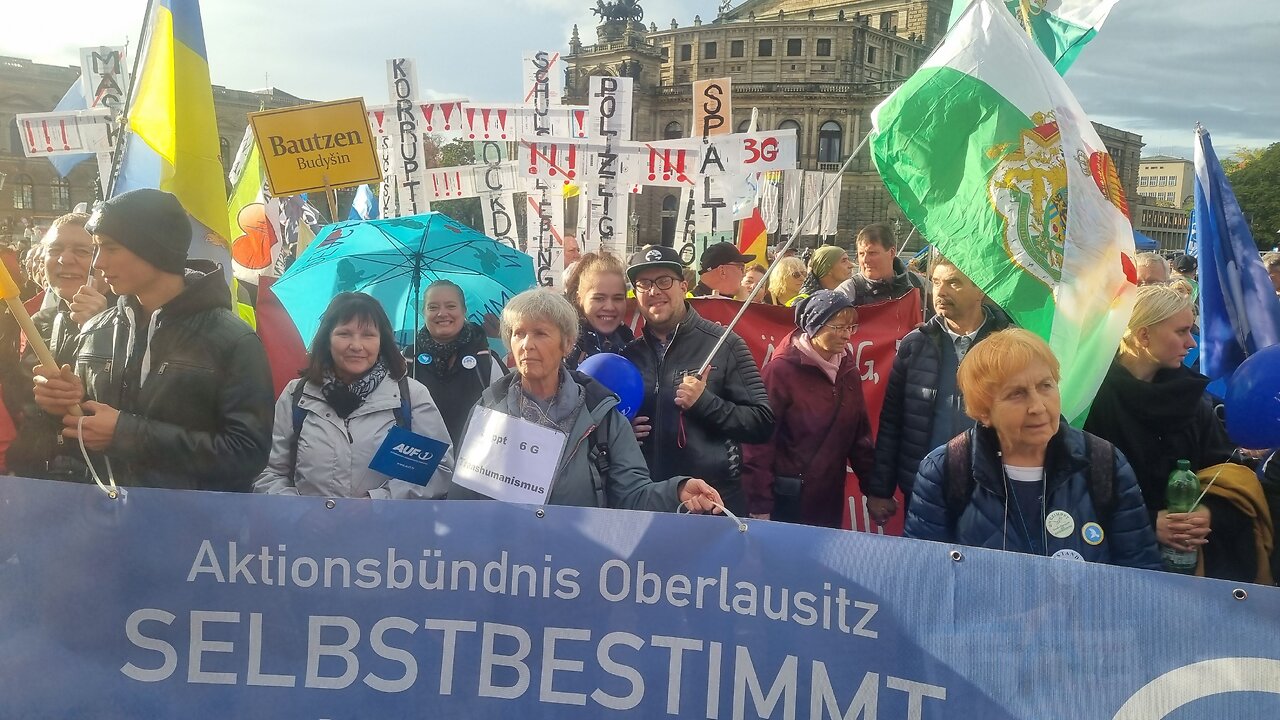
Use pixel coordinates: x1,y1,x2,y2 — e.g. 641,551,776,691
1225,143,1280,249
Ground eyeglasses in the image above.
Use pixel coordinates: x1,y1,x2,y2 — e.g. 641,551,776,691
823,323,858,334
634,275,680,291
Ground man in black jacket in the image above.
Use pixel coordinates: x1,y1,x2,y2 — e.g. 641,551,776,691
863,256,1009,523
32,189,274,491
837,223,929,318
622,245,773,515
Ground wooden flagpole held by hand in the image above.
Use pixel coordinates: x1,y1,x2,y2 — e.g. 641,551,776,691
695,131,872,377
0,262,82,417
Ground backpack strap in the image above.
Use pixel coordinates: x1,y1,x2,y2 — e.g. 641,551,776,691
288,380,309,481
1085,434,1117,524
588,418,611,508
392,375,412,432
944,432,975,533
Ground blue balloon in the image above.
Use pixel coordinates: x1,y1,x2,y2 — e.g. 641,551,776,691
1225,344,1280,449
578,353,644,420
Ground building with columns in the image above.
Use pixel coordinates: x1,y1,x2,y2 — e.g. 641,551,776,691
0,55,308,247
563,0,1145,253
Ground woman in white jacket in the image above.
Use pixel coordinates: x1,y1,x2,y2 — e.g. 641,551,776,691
255,292,454,498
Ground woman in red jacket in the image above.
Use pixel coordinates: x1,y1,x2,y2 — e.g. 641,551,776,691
743,290,875,527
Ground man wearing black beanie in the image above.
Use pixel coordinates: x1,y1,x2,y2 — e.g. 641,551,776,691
32,188,274,491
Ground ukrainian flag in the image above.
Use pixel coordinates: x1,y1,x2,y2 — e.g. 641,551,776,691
113,0,231,270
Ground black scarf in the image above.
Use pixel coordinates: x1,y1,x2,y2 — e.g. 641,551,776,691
321,361,389,419
567,319,634,370
413,323,482,378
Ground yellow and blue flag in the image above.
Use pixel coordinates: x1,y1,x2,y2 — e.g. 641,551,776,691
113,0,231,275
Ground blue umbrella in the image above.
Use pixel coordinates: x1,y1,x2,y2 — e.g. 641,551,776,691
272,212,536,349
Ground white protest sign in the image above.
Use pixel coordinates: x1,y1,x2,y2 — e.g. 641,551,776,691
79,46,129,114
454,407,565,504
367,107,399,217
522,51,561,136
16,107,115,157
385,58,426,215
585,75,633,257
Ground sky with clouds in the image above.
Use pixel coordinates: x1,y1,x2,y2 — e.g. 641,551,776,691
1,0,1275,158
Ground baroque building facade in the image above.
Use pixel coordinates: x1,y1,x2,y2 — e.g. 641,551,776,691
0,55,308,246
564,0,1144,253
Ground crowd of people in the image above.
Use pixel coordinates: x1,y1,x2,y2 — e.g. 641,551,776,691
2,189,1277,586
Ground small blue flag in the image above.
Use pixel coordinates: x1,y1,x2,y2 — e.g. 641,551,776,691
1192,125,1280,383
349,184,379,221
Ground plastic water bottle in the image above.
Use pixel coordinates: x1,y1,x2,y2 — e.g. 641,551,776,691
1161,459,1200,574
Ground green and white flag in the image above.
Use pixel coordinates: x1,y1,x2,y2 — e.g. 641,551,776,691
873,0,1137,424
949,0,1119,74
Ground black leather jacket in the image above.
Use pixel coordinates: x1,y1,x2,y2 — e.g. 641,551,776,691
5,300,87,479
621,306,773,513
62,262,274,491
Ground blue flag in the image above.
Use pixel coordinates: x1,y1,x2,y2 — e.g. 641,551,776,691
1192,126,1280,383
348,183,379,220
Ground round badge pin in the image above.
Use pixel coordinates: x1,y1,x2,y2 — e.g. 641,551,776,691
1081,522,1105,546
461,355,477,369
1052,549,1085,561
417,354,433,365
1045,510,1075,539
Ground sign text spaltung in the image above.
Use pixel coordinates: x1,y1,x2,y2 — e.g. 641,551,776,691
248,98,382,197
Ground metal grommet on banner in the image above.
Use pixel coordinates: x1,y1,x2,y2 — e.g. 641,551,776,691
949,549,965,562
535,508,546,519
76,415,120,500
1233,588,1248,601
325,499,336,509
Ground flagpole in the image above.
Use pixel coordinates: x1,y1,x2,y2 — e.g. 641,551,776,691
105,0,158,199
695,131,872,377
1017,0,1036,41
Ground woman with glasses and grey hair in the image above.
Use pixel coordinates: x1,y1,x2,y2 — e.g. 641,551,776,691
447,288,724,512
742,290,875,527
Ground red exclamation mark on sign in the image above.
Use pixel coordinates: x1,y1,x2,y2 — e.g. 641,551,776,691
422,104,436,131
465,108,476,140
42,121,53,152
497,109,508,139
24,120,36,153
432,174,441,198
455,171,463,195
548,145,559,177
59,119,71,150
573,109,586,137
647,148,658,181
480,108,492,139
566,145,577,181
441,103,455,130
373,110,386,133
676,150,689,184
528,143,539,177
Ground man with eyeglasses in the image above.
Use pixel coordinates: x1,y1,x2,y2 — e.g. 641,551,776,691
0,212,112,477
622,245,774,515
862,255,1010,525
692,241,755,298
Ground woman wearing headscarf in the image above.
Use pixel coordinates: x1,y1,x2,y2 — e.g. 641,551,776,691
1085,285,1270,583
407,279,505,446
796,245,855,299
743,290,874,527
562,252,633,370
256,292,454,498
447,289,723,511
906,328,1161,569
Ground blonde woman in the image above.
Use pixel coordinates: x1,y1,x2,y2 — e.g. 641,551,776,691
766,256,807,307
1084,285,1263,582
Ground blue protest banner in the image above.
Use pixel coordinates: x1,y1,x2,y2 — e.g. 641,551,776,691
367,426,450,486
0,476,1277,718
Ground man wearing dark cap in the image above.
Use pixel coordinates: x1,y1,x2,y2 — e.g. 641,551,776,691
32,188,274,491
692,242,754,298
621,245,774,514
